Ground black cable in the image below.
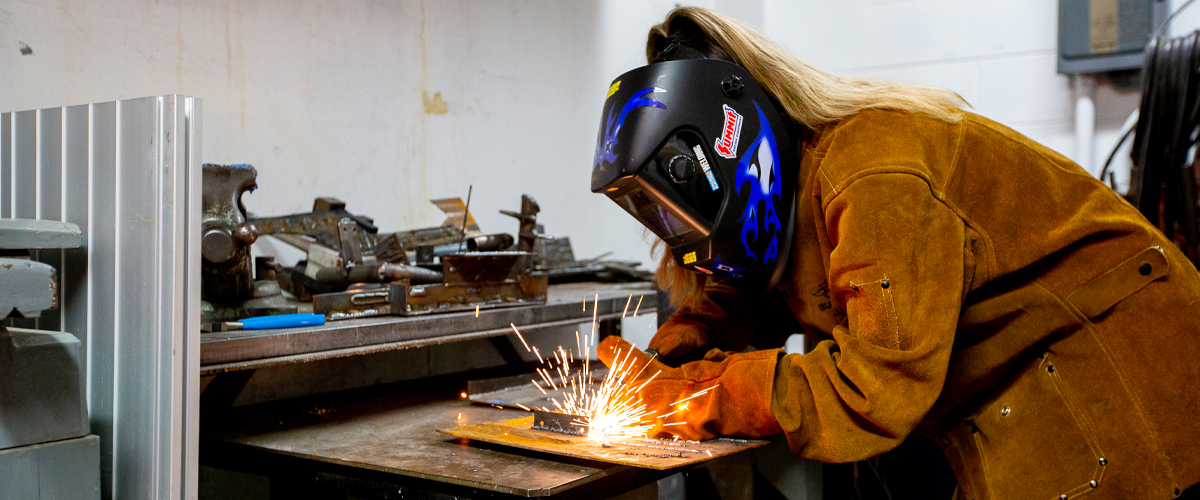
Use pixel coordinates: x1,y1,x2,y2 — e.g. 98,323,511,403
1130,25,1200,264
1153,0,1200,40
1098,122,1135,186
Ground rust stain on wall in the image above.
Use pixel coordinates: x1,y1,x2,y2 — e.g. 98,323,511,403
422,91,448,115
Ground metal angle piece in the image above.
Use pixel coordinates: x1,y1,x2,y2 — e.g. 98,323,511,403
313,282,409,321
532,410,589,436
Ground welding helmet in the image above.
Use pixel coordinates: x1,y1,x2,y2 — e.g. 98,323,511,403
590,57,798,296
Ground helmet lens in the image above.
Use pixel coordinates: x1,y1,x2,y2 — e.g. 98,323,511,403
614,190,692,240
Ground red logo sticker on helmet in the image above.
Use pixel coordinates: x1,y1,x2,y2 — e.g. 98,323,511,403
714,104,743,159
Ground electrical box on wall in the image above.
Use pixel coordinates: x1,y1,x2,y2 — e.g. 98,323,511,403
1059,0,1169,74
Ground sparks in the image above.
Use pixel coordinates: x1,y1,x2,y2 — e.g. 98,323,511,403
671,384,720,406
511,303,720,442
633,295,643,316
476,305,480,317
511,323,531,352
622,294,632,318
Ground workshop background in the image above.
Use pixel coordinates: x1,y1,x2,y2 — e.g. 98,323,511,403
4,0,1199,499
7,0,1198,264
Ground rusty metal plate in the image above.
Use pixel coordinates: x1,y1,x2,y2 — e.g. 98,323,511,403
438,416,768,470
406,273,548,316
441,251,529,284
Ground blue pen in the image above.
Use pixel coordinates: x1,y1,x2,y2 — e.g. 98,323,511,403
202,313,326,333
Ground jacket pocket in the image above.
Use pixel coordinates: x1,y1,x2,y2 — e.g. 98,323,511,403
953,355,1105,500
845,277,901,349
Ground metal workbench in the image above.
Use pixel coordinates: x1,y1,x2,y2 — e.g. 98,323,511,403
201,375,676,499
200,281,675,499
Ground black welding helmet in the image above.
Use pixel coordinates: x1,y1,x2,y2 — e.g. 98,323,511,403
590,58,798,296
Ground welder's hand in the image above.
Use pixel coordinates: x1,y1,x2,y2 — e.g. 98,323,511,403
702,348,738,362
647,322,709,358
597,336,783,441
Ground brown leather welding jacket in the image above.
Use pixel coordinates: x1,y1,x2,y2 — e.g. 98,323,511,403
659,109,1200,499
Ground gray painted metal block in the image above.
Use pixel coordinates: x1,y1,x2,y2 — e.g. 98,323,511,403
0,259,58,318
0,434,101,500
0,327,88,450
0,219,83,250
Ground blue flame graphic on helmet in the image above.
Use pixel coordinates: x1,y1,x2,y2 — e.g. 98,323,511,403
712,257,749,279
593,87,667,168
734,103,781,263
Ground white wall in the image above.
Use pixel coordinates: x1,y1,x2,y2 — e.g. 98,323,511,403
763,0,1140,191
8,0,1200,265
0,0,664,267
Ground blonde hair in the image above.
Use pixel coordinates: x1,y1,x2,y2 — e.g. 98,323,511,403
649,7,967,309
648,7,967,131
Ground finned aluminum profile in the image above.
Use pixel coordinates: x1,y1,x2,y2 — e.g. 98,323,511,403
1,95,202,500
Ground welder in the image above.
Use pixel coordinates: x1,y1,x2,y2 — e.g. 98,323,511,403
592,7,1200,499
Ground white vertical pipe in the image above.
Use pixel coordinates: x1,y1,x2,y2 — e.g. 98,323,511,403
1074,74,1097,176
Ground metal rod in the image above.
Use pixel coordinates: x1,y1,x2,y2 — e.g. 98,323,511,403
458,185,473,251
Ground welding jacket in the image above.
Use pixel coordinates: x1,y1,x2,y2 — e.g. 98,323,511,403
653,109,1200,499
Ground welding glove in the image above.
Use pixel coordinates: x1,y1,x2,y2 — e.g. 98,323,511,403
647,320,710,358
597,336,783,441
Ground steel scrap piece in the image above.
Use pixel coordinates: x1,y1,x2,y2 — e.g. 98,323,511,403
312,251,548,320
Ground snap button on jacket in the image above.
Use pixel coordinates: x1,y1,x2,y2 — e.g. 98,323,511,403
655,109,1200,499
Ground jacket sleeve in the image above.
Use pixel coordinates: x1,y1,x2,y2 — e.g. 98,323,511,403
651,287,802,358
771,172,964,462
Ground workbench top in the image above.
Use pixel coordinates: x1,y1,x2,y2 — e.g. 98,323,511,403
201,282,658,375
201,374,673,498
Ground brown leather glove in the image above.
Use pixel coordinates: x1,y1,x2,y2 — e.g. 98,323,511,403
647,320,709,358
597,336,784,441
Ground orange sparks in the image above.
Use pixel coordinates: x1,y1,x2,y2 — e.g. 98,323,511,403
518,294,694,441
461,392,467,398
671,384,720,406
511,323,531,352
475,305,480,317
633,295,644,316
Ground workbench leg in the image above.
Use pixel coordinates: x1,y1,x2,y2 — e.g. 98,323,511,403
598,317,622,341
270,475,349,500
201,370,255,416
488,335,527,367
